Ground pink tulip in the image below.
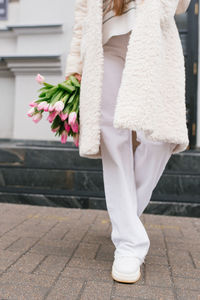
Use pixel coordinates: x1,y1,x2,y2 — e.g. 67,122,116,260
37,101,47,111
68,111,77,125
43,103,50,112
29,100,38,107
36,74,45,84
51,126,60,132
27,107,35,117
64,121,71,133
47,110,59,123
53,100,64,113
48,103,55,112
61,130,68,143
71,120,79,133
32,112,42,123
73,133,79,147
59,112,68,121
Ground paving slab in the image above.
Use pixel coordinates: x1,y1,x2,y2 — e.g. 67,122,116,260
0,203,199,300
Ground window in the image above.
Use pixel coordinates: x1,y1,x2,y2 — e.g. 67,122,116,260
0,0,8,20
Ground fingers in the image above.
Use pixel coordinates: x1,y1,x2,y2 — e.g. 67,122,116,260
74,73,82,82
65,73,82,83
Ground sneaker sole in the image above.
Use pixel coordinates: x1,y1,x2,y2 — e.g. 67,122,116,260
111,267,141,283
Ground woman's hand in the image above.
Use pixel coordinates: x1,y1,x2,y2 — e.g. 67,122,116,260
65,73,82,83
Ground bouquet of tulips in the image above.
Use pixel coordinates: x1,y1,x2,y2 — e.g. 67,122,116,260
27,74,81,146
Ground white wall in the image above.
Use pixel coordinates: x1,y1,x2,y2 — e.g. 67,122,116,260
0,75,15,138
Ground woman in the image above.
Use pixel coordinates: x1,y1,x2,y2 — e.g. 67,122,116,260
65,0,191,283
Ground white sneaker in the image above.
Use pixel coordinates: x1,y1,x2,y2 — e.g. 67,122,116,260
111,255,142,283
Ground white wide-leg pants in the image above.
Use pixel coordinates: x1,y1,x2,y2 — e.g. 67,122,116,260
100,31,176,264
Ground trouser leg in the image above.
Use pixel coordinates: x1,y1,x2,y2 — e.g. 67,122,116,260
100,35,150,263
134,130,176,217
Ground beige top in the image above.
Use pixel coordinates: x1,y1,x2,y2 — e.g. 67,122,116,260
102,0,136,45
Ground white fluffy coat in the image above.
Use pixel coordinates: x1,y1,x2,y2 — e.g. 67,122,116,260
65,0,191,159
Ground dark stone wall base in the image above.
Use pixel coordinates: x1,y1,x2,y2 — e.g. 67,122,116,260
0,192,199,218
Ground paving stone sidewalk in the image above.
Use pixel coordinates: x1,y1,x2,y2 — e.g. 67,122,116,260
0,202,199,300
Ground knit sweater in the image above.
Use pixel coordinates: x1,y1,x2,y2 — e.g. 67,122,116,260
102,0,137,45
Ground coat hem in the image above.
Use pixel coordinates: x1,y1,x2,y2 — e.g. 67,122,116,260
79,126,189,159
113,121,189,155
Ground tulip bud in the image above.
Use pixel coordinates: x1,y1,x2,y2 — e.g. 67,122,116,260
60,112,68,121
61,130,68,143
27,107,35,117
71,120,79,133
64,121,71,133
29,101,38,107
43,103,50,112
73,133,79,147
68,111,77,125
35,74,45,84
37,101,47,111
47,110,59,123
48,103,55,112
53,100,64,113
51,126,60,132
32,112,42,123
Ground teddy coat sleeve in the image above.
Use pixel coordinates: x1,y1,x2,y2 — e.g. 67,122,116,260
175,0,191,14
65,0,87,78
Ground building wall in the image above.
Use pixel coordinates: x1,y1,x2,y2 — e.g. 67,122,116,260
0,0,76,142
